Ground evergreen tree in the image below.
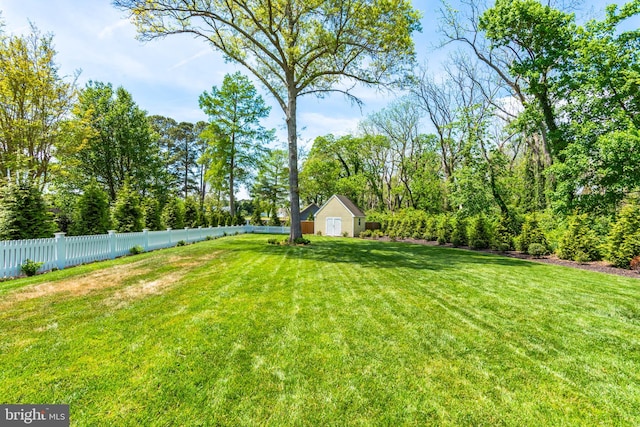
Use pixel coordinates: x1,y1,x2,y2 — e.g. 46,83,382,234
0,180,55,240
162,197,185,229
468,215,491,249
250,199,264,226
112,181,144,232
143,197,163,231
71,181,111,235
557,214,602,262
607,201,640,268
184,196,200,228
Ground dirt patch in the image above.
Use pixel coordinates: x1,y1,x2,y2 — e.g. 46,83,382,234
0,260,153,309
372,237,640,279
107,271,185,307
1,250,223,310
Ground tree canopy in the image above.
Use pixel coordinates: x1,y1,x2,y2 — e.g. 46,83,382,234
113,0,422,241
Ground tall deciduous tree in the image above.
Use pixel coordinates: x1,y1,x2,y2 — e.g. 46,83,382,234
70,82,164,201
114,0,421,241
199,72,272,216
0,23,76,187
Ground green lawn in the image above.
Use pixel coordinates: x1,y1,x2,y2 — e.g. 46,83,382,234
1,235,639,426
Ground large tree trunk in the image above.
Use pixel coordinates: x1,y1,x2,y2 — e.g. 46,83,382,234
286,89,302,242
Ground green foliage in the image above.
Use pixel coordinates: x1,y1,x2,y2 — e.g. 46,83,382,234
515,214,549,254
491,215,516,251
468,215,491,250
0,180,55,240
528,243,548,258
607,201,640,268
112,181,144,233
0,24,76,187
267,238,279,245
268,207,281,227
20,259,44,276
557,214,602,262
70,81,164,202
450,216,468,247
129,245,144,255
199,72,273,216
184,197,201,228
71,181,111,236
162,197,185,230
176,240,187,247
436,214,452,245
250,199,264,226
293,237,311,245
142,197,163,231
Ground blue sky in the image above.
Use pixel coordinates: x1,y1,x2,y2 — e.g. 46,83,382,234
0,1,632,151
0,0,443,150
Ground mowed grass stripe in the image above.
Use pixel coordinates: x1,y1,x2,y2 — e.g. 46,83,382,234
0,234,639,426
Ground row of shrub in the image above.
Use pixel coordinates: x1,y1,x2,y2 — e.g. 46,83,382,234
363,201,640,269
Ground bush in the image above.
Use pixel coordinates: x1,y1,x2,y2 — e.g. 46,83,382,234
436,215,452,245
450,217,468,247
21,259,44,277
607,201,640,268
293,237,311,245
129,245,144,255
176,240,186,247
423,216,438,241
515,214,549,254
557,214,602,262
528,243,548,258
468,215,491,249
491,215,515,251
267,238,279,245
359,229,372,238
316,230,323,236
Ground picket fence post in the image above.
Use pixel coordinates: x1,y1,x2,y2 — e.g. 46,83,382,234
108,230,116,259
54,232,67,270
143,229,149,251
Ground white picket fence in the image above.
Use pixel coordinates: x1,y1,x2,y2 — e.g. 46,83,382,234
0,225,290,278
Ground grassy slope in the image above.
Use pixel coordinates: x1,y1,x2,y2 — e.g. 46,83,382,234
0,235,638,426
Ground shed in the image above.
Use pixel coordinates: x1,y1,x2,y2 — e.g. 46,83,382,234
315,195,366,237
300,203,320,220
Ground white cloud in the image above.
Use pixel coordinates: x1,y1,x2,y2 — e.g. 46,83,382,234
169,49,212,70
98,19,130,40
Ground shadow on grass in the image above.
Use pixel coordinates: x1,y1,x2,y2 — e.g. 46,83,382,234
229,236,535,272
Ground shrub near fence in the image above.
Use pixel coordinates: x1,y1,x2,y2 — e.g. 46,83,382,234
0,225,289,278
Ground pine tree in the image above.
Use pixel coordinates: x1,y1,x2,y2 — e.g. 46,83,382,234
112,181,144,232
143,197,163,231
162,197,185,229
0,180,55,240
71,181,111,235
250,199,264,226
184,197,200,228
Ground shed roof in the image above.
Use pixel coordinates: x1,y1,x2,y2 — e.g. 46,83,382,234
318,195,365,217
300,203,320,220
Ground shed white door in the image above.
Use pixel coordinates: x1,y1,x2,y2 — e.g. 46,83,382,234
326,217,342,236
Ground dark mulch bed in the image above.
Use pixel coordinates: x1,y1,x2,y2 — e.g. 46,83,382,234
370,237,640,279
